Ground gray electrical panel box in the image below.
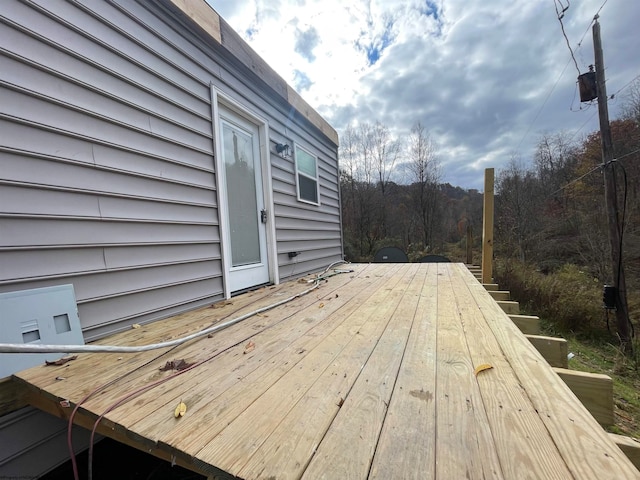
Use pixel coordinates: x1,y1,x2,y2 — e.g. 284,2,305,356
0,284,84,378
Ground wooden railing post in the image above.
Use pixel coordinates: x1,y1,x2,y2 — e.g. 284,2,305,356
482,168,494,284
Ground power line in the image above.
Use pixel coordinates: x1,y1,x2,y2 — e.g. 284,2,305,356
567,109,598,142
551,162,602,196
514,58,571,153
610,73,640,99
514,0,612,156
554,0,581,76
615,147,640,162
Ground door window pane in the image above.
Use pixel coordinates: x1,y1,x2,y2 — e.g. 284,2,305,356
223,123,261,266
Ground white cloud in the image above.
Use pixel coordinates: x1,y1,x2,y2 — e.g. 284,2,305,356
208,0,640,189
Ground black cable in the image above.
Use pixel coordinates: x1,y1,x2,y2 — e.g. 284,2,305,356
613,160,633,338
554,0,581,77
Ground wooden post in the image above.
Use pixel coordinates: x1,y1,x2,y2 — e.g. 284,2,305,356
593,17,632,352
481,168,494,284
466,224,473,265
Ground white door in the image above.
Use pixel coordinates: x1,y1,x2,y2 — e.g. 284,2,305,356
218,107,270,293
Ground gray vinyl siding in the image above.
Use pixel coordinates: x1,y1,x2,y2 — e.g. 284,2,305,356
0,0,341,344
0,407,95,477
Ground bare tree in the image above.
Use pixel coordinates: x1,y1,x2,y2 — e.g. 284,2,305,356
495,155,541,262
618,77,640,123
408,122,440,248
367,121,401,238
534,132,578,198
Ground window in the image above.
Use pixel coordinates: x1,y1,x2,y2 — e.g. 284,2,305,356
295,144,320,205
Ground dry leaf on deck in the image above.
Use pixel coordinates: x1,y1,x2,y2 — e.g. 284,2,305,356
243,340,256,354
211,301,233,309
131,323,141,329
45,355,77,366
174,401,187,418
159,359,195,372
474,363,493,376
318,303,325,308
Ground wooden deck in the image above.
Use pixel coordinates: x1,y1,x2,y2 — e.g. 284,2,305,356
12,263,639,479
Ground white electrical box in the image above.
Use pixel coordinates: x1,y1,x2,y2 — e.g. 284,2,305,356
0,284,84,378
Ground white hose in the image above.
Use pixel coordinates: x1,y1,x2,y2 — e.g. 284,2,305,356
0,261,351,354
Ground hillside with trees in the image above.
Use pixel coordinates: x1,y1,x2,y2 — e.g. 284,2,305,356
339,121,483,262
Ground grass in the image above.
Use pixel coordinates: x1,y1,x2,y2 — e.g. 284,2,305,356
562,333,640,439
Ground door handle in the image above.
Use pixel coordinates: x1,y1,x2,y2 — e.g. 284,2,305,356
260,209,267,224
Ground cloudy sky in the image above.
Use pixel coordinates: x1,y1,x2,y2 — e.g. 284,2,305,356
206,0,640,190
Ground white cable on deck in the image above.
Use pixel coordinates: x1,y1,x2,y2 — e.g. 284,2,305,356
0,261,351,354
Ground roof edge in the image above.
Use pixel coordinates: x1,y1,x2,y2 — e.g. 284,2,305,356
165,0,339,146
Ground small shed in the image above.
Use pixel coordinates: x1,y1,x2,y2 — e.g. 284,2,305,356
0,0,342,475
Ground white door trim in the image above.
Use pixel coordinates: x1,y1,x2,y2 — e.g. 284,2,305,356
211,86,279,299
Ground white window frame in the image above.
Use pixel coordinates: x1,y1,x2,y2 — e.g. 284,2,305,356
294,143,321,206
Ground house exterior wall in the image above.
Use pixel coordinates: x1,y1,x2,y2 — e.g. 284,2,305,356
0,0,342,342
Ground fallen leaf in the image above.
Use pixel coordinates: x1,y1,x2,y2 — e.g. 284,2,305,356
211,301,233,309
159,359,195,372
55,376,66,381
132,323,141,329
174,401,187,418
243,340,256,354
474,363,494,376
318,303,325,308
45,355,77,366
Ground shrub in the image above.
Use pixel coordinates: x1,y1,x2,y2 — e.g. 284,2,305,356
494,260,606,334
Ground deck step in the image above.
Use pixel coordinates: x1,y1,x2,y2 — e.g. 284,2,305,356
553,367,614,426
508,315,541,335
488,290,510,301
497,300,520,315
526,335,568,368
610,433,640,471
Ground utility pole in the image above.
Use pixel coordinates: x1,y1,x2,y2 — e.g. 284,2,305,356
593,15,633,353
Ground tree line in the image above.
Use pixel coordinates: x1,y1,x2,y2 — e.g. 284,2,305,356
339,121,483,261
338,79,640,281
495,85,640,286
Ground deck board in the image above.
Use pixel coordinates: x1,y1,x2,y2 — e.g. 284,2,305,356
368,262,436,480
11,263,639,479
448,265,573,478
434,263,503,478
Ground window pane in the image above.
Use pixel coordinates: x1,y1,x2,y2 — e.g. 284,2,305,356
296,147,317,177
298,174,318,203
